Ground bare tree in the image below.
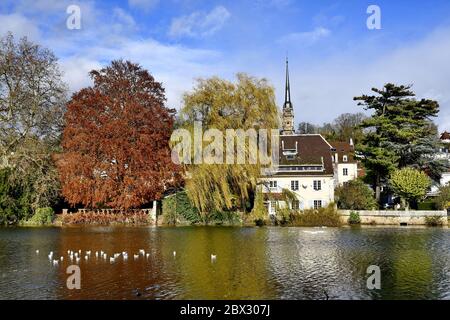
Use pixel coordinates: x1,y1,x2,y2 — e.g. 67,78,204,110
0,33,67,211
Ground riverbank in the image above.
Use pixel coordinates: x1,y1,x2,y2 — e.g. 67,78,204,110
339,210,449,226
10,209,450,228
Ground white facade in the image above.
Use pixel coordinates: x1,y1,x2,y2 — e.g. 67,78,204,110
334,163,358,186
262,176,335,214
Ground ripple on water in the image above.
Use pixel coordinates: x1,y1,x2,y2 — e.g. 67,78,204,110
0,226,449,299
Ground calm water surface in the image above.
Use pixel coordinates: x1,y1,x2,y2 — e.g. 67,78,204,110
0,226,449,300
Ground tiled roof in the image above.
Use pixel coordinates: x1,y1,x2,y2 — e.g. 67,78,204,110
274,134,334,176
440,131,450,140
329,141,357,164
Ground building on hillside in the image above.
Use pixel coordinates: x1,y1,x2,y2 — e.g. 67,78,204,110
260,59,358,215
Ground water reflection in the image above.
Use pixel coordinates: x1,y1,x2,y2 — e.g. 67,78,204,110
0,226,449,300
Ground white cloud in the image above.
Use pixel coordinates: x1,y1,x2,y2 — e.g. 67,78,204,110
60,56,101,93
112,7,137,32
169,6,231,38
275,26,450,131
58,37,223,108
278,27,331,46
0,13,40,40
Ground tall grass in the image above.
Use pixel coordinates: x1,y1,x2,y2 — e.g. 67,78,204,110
277,204,342,227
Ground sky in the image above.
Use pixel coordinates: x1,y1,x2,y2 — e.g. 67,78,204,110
1,0,450,130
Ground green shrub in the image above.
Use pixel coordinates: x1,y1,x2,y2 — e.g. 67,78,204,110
335,180,377,210
434,185,450,210
425,215,444,227
348,211,361,225
0,168,33,225
290,204,342,227
209,210,241,225
389,168,431,209
27,207,55,225
274,207,291,226
417,201,437,210
162,190,201,225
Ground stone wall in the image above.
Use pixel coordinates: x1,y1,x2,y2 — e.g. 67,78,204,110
339,210,448,226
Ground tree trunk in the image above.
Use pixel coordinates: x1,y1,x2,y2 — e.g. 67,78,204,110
375,173,381,203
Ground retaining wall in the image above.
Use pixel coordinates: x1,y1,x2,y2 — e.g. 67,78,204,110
338,210,448,226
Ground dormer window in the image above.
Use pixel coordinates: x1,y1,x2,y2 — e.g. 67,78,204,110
343,155,348,162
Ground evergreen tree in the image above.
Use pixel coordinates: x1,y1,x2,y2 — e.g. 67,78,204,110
355,83,442,201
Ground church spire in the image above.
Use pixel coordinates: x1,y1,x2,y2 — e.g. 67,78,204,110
284,57,291,107
281,57,295,135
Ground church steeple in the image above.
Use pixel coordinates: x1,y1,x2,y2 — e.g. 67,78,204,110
284,57,292,109
281,57,295,135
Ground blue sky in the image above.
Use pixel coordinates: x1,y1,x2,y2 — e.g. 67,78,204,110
1,0,450,130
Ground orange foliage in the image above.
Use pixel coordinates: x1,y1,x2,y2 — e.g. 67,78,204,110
60,211,150,225
57,60,180,209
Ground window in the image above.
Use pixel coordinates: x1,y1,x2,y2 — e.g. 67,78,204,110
269,180,277,188
343,155,348,162
313,200,322,209
343,168,348,176
313,180,321,191
292,200,300,210
291,180,299,191
270,201,277,213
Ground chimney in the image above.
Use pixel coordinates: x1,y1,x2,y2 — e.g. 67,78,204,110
349,138,354,147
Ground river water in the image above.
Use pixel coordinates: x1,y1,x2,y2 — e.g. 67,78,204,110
0,226,449,300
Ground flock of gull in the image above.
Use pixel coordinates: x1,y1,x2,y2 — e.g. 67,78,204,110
35,249,217,266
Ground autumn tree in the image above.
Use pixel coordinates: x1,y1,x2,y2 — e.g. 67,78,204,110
332,112,367,144
0,33,66,222
297,113,366,144
175,74,279,222
58,60,178,209
297,122,317,134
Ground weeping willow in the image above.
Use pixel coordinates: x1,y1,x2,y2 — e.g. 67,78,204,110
177,73,279,221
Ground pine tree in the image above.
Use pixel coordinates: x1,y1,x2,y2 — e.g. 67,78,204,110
355,83,441,201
